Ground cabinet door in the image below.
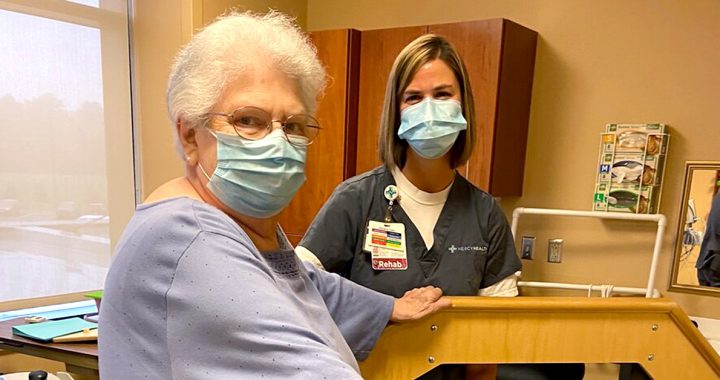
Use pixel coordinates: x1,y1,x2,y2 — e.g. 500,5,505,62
429,20,504,192
488,20,537,196
430,19,536,195
355,26,428,175
279,29,360,245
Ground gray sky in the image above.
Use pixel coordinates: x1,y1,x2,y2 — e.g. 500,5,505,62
0,7,102,110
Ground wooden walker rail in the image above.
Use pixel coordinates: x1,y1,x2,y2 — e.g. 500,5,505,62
360,297,720,380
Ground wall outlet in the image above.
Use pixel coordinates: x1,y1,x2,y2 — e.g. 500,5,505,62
521,236,535,260
548,239,563,263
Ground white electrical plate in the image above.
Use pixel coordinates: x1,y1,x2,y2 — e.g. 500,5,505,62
548,239,563,263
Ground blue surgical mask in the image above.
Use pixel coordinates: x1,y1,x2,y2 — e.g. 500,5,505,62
397,98,467,159
199,129,306,218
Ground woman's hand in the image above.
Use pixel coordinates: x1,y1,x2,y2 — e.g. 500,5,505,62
390,286,451,322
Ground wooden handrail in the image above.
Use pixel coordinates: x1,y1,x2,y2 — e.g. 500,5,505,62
449,296,673,312
360,297,720,380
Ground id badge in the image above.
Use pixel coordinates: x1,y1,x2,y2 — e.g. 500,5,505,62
364,220,408,270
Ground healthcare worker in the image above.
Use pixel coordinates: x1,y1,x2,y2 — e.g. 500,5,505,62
697,190,720,287
296,34,521,380
299,33,586,380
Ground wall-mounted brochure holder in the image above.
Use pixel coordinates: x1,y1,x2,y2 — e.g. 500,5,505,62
593,123,670,214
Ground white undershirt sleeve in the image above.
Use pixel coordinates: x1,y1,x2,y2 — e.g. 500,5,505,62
478,271,521,297
295,245,327,271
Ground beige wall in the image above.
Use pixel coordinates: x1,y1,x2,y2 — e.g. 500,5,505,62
202,0,306,26
132,0,189,199
306,0,720,317
134,0,306,199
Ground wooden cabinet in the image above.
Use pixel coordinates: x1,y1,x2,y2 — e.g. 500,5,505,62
356,25,428,176
278,29,360,245
281,20,537,242
356,19,537,196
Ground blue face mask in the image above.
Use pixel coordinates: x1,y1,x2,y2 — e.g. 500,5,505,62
199,129,306,218
397,98,467,159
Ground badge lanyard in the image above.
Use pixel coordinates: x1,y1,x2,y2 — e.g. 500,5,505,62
383,185,398,222
363,185,408,271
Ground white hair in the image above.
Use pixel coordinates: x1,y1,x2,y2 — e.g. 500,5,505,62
166,11,326,156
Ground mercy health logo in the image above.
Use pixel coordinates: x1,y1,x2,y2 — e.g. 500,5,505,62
372,258,408,270
448,245,488,254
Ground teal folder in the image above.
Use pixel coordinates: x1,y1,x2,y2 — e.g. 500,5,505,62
12,317,97,342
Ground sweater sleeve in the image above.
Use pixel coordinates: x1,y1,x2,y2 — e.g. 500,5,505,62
303,261,394,361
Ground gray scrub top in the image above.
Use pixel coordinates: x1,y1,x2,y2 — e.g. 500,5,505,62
300,166,521,298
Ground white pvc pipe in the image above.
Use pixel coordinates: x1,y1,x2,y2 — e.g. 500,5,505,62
511,208,667,298
518,281,661,298
646,219,667,298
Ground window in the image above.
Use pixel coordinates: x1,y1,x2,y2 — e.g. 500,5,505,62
0,0,135,303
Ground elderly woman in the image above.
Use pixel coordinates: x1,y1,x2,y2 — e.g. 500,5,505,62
98,11,449,380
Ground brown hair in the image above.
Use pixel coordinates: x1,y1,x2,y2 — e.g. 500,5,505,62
378,34,476,169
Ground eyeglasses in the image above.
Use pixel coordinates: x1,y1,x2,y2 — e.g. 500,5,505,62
204,106,321,146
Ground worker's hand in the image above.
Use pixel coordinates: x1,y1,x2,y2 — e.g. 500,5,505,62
390,286,451,322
